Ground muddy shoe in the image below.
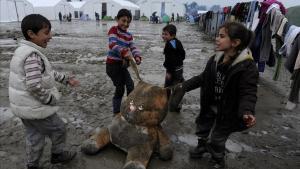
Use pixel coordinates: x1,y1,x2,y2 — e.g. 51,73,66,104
210,157,225,169
189,138,207,158
81,139,99,155
123,161,146,169
51,151,76,164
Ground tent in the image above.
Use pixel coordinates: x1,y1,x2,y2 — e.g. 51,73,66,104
137,0,185,19
27,0,74,20
80,0,140,20
0,0,33,22
69,1,86,19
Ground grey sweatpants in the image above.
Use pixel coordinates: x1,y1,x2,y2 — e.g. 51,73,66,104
21,113,66,167
195,106,232,160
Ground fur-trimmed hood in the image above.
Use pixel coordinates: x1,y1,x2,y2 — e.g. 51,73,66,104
214,48,254,66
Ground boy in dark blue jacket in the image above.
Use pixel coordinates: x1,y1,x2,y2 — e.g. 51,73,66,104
162,24,185,88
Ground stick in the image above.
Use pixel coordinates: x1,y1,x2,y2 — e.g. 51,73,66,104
128,54,142,81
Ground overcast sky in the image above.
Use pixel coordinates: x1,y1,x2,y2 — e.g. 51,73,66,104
184,0,300,8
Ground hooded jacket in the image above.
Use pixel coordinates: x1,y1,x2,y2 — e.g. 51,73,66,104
183,48,259,131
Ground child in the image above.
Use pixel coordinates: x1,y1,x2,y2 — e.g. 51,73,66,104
171,22,258,169
106,9,142,115
162,24,185,88
9,14,79,169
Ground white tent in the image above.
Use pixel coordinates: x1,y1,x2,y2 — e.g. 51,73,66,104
80,0,140,20
27,0,74,20
69,1,86,19
137,0,185,18
0,0,33,22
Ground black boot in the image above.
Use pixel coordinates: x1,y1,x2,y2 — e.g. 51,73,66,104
189,138,208,158
51,151,76,164
27,165,41,169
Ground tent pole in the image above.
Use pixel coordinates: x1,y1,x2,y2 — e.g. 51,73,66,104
14,0,19,22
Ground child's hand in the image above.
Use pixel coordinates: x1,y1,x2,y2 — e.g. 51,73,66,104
122,48,131,58
243,113,256,128
68,76,80,87
135,57,141,65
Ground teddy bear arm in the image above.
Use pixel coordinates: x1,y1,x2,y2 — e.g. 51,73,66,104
81,127,111,155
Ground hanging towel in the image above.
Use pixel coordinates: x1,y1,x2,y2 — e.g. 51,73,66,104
279,25,300,57
270,10,284,36
276,17,288,39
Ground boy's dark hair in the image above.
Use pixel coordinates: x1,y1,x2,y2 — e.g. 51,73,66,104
117,9,132,21
163,24,177,36
219,22,254,51
21,14,51,40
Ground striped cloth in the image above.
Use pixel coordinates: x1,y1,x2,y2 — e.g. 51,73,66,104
24,52,67,104
106,26,141,64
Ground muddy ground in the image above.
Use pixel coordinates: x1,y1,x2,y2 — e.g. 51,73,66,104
0,21,299,169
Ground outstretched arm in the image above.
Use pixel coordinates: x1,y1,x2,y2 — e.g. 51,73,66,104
238,62,259,128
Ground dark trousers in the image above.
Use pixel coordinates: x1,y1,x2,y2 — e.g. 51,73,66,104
164,69,184,88
195,107,232,160
289,69,300,103
106,63,134,114
22,113,66,167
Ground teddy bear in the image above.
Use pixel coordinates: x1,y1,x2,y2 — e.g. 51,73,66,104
81,80,179,169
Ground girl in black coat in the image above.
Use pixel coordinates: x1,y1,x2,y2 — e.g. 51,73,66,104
171,22,258,169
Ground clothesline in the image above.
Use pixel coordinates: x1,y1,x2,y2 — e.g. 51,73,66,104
196,0,300,109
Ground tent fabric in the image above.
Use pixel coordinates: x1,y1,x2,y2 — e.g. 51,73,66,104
26,0,74,20
27,0,61,7
69,1,86,9
0,0,33,22
137,0,185,18
114,0,139,9
80,0,140,20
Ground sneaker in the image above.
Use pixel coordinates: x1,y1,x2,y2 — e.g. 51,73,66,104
210,157,225,169
51,151,76,164
189,138,208,158
285,101,297,110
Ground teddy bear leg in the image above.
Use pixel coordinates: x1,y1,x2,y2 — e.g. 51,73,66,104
123,143,153,169
81,127,110,155
157,128,173,161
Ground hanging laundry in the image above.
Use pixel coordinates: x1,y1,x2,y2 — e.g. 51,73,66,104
285,34,300,73
279,25,300,57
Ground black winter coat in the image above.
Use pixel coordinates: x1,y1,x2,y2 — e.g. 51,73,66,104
163,38,185,71
183,49,259,131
